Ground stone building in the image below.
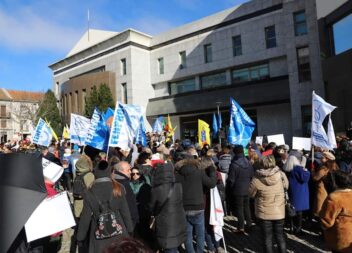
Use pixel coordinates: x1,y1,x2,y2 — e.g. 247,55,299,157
50,0,326,142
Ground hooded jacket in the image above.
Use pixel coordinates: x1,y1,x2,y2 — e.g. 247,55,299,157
249,166,288,220
227,154,254,196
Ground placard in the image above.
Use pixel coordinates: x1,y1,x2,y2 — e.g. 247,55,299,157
292,137,311,151
25,192,76,242
255,136,263,145
267,134,285,145
42,158,64,183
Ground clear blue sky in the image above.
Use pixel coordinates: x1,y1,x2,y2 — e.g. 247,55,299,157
0,0,249,92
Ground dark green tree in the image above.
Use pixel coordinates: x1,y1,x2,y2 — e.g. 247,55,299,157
36,89,62,136
84,84,115,117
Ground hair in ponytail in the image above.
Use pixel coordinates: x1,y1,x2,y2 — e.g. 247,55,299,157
111,177,122,197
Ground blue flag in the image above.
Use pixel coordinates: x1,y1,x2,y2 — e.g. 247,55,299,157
228,98,256,147
218,111,222,129
85,108,110,151
152,116,164,133
136,116,147,146
212,113,218,135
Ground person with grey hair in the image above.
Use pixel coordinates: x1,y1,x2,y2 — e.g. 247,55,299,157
112,161,139,230
249,155,288,253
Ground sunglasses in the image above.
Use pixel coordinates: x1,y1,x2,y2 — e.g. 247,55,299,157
131,172,140,176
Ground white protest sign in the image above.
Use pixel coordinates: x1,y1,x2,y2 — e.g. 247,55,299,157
255,136,263,145
25,192,76,242
292,137,311,151
42,158,64,183
267,134,285,145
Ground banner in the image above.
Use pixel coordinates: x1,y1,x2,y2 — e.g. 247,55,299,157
198,119,211,148
292,137,311,151
32,118,53,147
228,98,256,147
70,114,91,146
218,111,222,129
42,158,64,183
85,108,110,151
209,187,224,241
136,116,147,147
152,116,164,134
311,91,337,150
212,113,218,136
103,107,114,129
267,134,285,145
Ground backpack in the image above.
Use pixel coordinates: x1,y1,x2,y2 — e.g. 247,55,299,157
218,154,232,173
73,172,89,198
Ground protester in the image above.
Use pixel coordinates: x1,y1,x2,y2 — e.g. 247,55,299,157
217,146,232,173
249,155,288,253
320,170,352,253
77,160,134,253
149,162,187,253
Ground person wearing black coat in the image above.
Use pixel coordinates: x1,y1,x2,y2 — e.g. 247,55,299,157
227,145,254,233
149,162,187,252
112,161,140,229
77,161,134,253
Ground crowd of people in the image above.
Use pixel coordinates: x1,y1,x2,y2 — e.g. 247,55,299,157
2,132,352,253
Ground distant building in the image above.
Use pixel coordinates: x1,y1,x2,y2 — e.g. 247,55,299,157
50,0,326,142
0,88,44,142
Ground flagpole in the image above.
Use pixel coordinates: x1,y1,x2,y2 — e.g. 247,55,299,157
222,230,227,253
216,102,222,146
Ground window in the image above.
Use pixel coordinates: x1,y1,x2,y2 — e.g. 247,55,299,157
20,120,27,131
201,72,227,89
121,58,126,75
82,89,86,112
232,64,269,83
158,58,164,74
232,35,242,56
297,47,311,82
121,83,128,104
333,13,352,54
265,26,277,48
170,78,196,95
294,11,308,36
1,120,6,128
179,51,187,69
75,90,79,112
1,105,6,117
204,44,212,63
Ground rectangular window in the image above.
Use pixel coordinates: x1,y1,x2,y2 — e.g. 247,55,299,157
170,78,196,95
232,64,269,84
121,58,126,75
294,11,308,36
179,51,187,69
297,47,311,82
0,105,6,117
158,58,164,74
201,72,227,89
265,26,277,48
232,35,242,56
333,13,352,54
121,83,128,104
75,90,79,112
204,44,212,63
1,119,6,128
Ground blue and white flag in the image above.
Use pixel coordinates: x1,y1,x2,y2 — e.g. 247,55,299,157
85,108,110,151
70,114,91,146
103,107,114,129
311,91,337,150
212,112,218,135
152,116,164,134
218,111,222,129
228,97,256,147
108,102,144,151
136,116,147,147
32,118,53,147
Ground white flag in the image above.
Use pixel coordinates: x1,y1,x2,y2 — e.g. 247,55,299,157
311,91,337,150
209,187,224,241
70,114,91,146
32,118,53,147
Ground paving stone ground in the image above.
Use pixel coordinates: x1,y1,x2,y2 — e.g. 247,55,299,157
58,216,331,253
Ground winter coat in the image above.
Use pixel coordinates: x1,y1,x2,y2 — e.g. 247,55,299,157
320,189,352,253
73,156,95,218
249,166,288,220
77,178,133,253
227,155,254,196
113,171,139,226
149,163,187,250
218,153,232,173
175,158,217,211
130,175,152,222
288,165,310,211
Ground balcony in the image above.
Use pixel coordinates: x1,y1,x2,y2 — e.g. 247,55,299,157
0,112,11,119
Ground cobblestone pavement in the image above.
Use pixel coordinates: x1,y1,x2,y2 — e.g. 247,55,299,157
58,216,331,253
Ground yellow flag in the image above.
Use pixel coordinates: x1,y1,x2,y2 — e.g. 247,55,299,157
62,126,70,139
45,118,58,142
198,119,210,148
167,115,173,134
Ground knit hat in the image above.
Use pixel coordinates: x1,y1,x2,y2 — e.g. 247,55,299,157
323,151,335,161
75,154,93,174
94,160,111,179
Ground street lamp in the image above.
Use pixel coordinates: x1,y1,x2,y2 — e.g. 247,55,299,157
215,101,222,145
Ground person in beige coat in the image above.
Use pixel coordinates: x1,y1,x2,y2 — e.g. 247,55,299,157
249,155,288,253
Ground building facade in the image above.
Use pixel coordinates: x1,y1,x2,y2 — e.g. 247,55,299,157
0,88,44,142
50,0,326,143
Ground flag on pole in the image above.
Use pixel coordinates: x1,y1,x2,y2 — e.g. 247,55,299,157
212,112,219,136
311,91,337,150
218,111,222,129
103,107,114,129
165,115,176,142
228,97,255,147
198,119,211,148
62,126,70,139
32,118,53,147
136,117,147,147
70,114,91,146
85,108,110,151
209,187,224,241
152,116,164,134
44,118,58,142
